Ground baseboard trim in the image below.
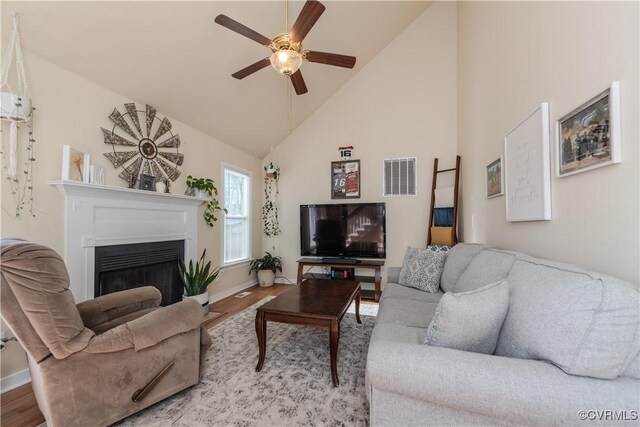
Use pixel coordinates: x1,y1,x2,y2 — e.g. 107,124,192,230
209,279,257,304
275,276,297,285
1,368,31,393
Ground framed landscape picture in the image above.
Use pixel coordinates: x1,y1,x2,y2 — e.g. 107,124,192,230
485,157,503,198
556,81,621,177
331,160,360,199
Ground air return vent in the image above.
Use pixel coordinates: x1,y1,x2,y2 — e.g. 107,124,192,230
383,157,417,196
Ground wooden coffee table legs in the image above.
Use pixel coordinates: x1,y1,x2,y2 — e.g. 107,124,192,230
329,319,340,386
255,289,362,387
255,311,266,372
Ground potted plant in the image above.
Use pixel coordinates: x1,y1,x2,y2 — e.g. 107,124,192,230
249,251,283,287
178,249,222,314
186,175,227,227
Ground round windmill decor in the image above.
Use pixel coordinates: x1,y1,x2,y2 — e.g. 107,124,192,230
101,103,183,186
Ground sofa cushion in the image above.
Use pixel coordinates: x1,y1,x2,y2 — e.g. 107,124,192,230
425,280,509,354
454,249,516,293
398,247,447,293
370,323,429,346
381,282,444,304
440,243,484,292
622,350,640,379
376,298,439,328
496,256,640,380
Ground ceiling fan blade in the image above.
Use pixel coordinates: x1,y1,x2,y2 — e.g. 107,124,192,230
289,0,326,43
214,15,272,46
305,50,356,69
290,70,308,95
232,58,271,79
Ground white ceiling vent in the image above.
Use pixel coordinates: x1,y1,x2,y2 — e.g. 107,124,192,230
383,157,417,196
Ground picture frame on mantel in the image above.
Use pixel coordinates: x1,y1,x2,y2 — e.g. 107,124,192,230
485,157,503,198
504,103,552,222
556,81,621,178
331,160,360,199
61,145,90,183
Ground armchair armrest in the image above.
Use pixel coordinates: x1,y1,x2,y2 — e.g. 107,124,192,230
85,298,204,354
77,286,162,329
367,340,640,425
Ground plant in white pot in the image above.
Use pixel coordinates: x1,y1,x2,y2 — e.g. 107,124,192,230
249,252,283,287
178,249,221,315
186,175,227,227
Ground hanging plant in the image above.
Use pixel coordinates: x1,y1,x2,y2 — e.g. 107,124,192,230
263,162,281,237
0,108,36,218
186,175,227,227
1,13,36,219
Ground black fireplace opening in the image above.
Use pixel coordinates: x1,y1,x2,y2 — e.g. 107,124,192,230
94,240,185,306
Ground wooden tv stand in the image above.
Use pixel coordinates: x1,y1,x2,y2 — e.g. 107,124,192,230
296,258,385,302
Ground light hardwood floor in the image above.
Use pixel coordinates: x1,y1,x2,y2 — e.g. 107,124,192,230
1,283,293,427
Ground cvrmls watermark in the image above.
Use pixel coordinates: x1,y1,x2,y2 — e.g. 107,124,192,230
578,410,638,421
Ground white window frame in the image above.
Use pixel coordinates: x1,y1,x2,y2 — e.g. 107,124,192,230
221,162,252,267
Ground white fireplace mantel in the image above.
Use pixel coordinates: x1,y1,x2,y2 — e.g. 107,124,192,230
49,180,204,302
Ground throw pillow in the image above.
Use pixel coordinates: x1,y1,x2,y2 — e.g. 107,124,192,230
425,280,509,354
427,245,450,252
398,247,447,293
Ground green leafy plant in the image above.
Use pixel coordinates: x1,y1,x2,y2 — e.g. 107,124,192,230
186,175,227,227
178,249,222,296
262,163,281,237
249,251,283,274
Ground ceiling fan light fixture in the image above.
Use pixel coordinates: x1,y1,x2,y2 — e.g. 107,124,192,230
269,49,303,76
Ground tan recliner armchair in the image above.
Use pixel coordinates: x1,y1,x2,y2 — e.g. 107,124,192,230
0,240,212,427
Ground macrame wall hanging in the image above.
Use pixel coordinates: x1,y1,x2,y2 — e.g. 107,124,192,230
263,146,281,237
0,12,36,218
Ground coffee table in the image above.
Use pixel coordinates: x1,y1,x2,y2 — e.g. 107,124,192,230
255,278,361,387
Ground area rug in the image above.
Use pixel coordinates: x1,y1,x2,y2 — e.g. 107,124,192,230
118,298,378,426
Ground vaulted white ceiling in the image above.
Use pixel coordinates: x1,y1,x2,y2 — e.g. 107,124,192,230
2,1,431,158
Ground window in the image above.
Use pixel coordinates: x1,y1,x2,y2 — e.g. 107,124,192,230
383,157,417,196
222,164,251,265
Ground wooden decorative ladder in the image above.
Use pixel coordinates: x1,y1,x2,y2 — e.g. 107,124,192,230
427,155,461,246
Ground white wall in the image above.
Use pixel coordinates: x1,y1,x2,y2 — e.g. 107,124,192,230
263,2,458,283
457,1,639,284
1,52,263,380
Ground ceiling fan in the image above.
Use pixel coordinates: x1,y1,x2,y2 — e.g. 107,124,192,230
214,0,356,95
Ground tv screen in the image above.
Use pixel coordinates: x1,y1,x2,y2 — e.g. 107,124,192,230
300,202,386,258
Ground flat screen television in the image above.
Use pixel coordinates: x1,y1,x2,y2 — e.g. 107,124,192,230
300,202,386,259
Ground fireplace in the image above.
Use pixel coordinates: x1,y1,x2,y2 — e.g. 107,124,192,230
51,180,202,303
95,241,184,306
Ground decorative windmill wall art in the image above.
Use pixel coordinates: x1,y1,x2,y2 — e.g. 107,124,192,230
101,103,183,187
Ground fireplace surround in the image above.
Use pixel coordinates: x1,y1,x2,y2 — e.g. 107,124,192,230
51,180,204,303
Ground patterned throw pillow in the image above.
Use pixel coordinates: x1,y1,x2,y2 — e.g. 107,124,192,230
398,247,447,293
427,245,450,252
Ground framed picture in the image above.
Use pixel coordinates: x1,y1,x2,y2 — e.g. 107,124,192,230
139,174,156,191
485,157,503,198
504,103,552,222
331,160,360,199
556,81,621,177
62,145,90,183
